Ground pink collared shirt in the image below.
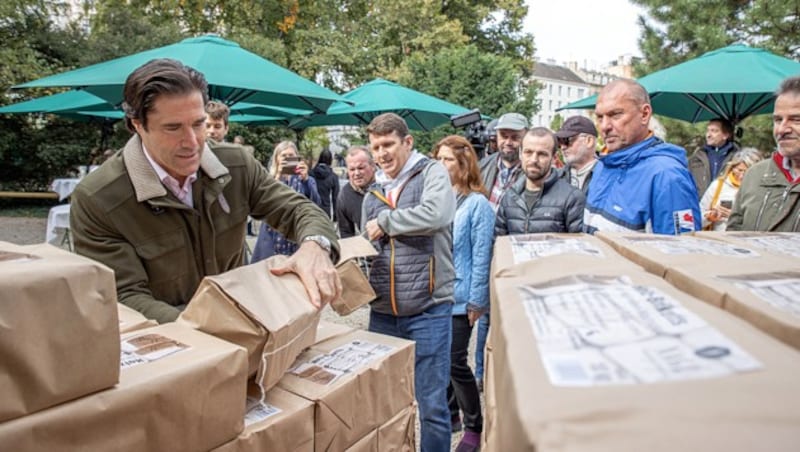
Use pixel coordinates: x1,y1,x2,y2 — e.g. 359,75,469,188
142,145,198,208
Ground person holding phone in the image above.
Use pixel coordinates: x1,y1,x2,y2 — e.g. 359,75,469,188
251,141,323,262
700,148,763,231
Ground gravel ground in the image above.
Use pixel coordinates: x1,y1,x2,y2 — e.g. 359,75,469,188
1,216,477,451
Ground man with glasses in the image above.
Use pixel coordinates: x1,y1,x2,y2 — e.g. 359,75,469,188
555,116,598,194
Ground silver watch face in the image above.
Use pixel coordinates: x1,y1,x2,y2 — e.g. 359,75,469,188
306,235,331,252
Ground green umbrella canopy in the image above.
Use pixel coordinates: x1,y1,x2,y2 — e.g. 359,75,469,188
557,94,597,112
14,35,347,113
0,90,123,120
0,90,309,125
557,44,800,124
289,78,472,131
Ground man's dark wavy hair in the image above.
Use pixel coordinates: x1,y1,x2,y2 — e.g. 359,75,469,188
122,58,209,133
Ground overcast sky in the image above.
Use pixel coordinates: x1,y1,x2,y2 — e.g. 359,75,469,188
523,0,647,69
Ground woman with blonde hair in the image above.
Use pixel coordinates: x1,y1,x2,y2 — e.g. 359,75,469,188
700,147,763,231
432,135,494,452
251,141,322,261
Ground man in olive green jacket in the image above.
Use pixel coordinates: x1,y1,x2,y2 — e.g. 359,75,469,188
728,76,800,232
71,59,340,323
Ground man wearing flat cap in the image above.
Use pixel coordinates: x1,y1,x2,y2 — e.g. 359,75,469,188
479,112,529,210
555,115,598,194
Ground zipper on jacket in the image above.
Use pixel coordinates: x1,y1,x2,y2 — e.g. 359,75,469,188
389,238,398,316
793,209,800,231
754,190,771,230
428,256,435,295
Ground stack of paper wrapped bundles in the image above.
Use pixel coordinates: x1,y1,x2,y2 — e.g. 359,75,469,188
482,233,800,452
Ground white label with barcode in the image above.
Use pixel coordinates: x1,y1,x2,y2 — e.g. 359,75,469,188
244,398,282,426
509,235,605,264
519,275,761,386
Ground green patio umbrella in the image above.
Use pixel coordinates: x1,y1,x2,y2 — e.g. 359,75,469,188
14,35,346,113
288,78,472,131
0,90,308,126
557,94,597,112
0,90,124,121
558,44,800,124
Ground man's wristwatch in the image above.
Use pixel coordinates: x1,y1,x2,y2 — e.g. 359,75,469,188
302,235,335,261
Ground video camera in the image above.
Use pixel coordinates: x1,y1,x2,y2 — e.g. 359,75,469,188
450,109,497,159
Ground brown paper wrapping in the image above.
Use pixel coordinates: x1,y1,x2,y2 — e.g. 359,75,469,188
0,242,119,423
488,259,800,452
345,404,416,452
331,236,378,316
117,302,157,334
0,323,248,452
598,232,800,350
376,403,416,451
491,233,640,278
178,255,321,394
212,385,314,452
315,319,355,345
279,330,415,452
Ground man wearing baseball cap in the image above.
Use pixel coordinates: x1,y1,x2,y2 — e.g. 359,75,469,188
478,112,529,209
555,115,598,194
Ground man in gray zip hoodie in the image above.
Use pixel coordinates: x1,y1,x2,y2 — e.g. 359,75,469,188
362,113,456,452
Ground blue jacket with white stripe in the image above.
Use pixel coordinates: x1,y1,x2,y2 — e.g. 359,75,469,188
584,136,701,235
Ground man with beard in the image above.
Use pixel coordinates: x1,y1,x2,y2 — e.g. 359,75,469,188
555,115,598,194
689,118,738,198
479,112,528,209
495,127,585,235
336,145,376,237
728,76,800,232
474,112,527,395
584,79,701,235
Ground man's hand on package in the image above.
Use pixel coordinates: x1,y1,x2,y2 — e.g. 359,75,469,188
271,241,341,308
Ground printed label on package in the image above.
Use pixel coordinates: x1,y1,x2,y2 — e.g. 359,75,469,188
726,233,800,258
244,397,282,426
518,275,762,386
120,333,189,369
718,271,800,317
622,236,758,257
509,234,604,264
290,340,394,385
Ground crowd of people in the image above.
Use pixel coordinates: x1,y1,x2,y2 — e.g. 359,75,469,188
67,56,799,452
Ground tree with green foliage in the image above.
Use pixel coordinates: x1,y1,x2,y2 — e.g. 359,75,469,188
1,0,540,190
396,44,538,152
632,0,799,153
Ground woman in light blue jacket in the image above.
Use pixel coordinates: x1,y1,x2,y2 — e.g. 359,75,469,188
433,135,494,452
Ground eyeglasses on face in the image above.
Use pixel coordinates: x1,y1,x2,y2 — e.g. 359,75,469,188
558,134,584,147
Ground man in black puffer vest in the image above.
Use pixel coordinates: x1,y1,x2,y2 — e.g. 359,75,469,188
362,113,456,452
496,127,585,235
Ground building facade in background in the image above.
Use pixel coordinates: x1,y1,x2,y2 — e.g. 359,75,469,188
530,55,639,127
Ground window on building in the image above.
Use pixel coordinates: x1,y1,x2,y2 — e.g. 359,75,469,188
548,84,553,95
578,88,585,97
567,87,572,97
548,100,552,110
558,86,562,96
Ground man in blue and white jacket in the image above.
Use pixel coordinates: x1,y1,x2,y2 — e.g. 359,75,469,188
584,79,701,234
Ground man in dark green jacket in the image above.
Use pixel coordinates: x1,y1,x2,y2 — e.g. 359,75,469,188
728,76,800,232
71,59,340,323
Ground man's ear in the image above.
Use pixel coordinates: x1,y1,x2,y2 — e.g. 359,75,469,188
131,117,144,135
641,103,653,125
404,134,414,149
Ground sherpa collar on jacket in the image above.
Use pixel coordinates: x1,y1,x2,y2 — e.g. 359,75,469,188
122,135,230,203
